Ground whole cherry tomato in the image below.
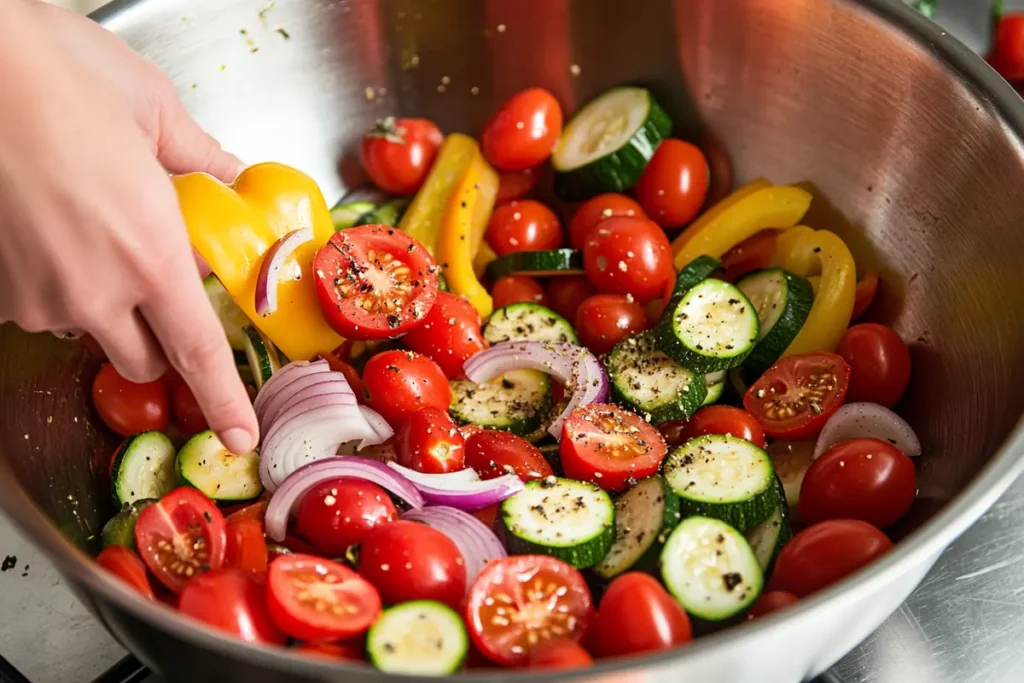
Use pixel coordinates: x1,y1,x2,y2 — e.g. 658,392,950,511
574,294,648,355
96,546,154,599
294,478,398,556
223,517,269,579
481,88,563,170
545,276,596,322
402,292,487,379
179,568,286,644
359,117,443,195
989,13,1024,82
836,323,911,407
591,572,692,657
491,275,547,309
771,519,893,597
677,405,767,449
528,640,593,670
464,430,553,482
635,139,709,229
568,193,645,250
171,382,208,436
396,407,466,474
746,591,799,620
583,216,673,303
495,166,541,204
485,200,563,257
362,350,451,427
92,362,169,436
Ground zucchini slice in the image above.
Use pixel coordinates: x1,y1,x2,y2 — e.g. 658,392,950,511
485,248,583,281
367,600,468,675
449,370,550,436
483,303,578,345
355,197,411,228
176,430,263,503
737,268,813,380
661,255,722,317
594,476,681,579
242,324,281,390
606,332,707,423
656,278,760,373
501,477,615,568
100,499,157,549
203,276,250,351
552,87,672,200
330,186,389,231
745,478,791,574
111,431,177,507
660,516,763,623
663,434,776,531
702,371,727,406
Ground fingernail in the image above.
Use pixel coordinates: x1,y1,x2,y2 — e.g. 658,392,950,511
221,427,255,454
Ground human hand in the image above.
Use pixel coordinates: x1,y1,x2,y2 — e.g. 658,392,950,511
0,0,257,454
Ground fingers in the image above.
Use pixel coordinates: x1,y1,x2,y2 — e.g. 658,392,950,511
156,96,244,184
87,309,167,383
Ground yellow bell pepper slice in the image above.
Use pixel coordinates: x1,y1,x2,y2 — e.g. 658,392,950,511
772,226,856,356
672,185,812,270
671,177,772,256
174,162,343,361
437,141,499,317
473,241,499,280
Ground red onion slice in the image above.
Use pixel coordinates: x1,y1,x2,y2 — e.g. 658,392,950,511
813,402,922,459
261,379,358,434
386,462,523,511
261,390,359,447
463,341,608,437
388,463,483,487
264,457,425,541
254,227,315,317
253,359,329,417
358,406,394,445
403,506,506,587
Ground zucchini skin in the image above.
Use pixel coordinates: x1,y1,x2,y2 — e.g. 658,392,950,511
737,268,813,382
594,476,681,580
501,519,614,569
607,332,708,423
485,249,583,281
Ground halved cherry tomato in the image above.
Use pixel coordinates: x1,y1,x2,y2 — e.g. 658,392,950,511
545,275,596,321
293,641,365,661
771,520,892,597
592,573,692,658
225,499,268,524
528,640,594,670
466,555,594,667
484,200,563,257
721,230,779,282
357,520,466,610
318,352,366,403
96,546,154,599
359,117,443,195
134,487,226,593
677,405,767,449
179,568,286,644
634,139,709,229
313,225,438,341
851,270,879,320
294,478,398,557
491,275,547,309
495,166,541,204
574,294,648,355
743,352,851,440
464,430,553,482
836,323,911,408
396,407,466,474
224,517,269,579
989,13,1024,82
171,382,207,437
362,350,451,427
481,88,563,170
583,216,673,303
560,404,668,492
92,362,169,436
281,535,319,556
267,554,381,641
800,438,916,528
471,504,500,530
568,193,645,250
402,291,487,379
746,590,799,619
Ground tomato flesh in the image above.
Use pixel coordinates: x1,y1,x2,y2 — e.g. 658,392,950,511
313,225,438,341
179,568,286,644
96,546,154,599
464,430,553,482
295,478,398,557
560,404,667,492
395,407,467,474
92,362,169,436
771,519,892,597
743,352,850,440
224,517,269,579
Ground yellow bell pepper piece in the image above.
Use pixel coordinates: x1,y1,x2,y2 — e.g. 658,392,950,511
672,185,812,270
671,177,772,256
772,226,856,356
174,162,343,361
437,141,499,317
473,241,499,281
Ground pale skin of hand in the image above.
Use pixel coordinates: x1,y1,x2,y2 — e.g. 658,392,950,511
0,0,258,454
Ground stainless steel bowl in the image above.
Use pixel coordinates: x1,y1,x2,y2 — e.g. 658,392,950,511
2,0,1024,681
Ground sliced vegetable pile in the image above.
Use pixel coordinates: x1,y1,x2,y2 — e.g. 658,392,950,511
89,82,918,675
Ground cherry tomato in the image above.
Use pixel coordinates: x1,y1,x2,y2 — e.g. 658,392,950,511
592,573,692,658
746,590,799,620
293,641,365,661
583,216,673,303
179,568,286,644
771,520,893,597
362,350,451,427
471,504,499,530
851,270,879,320
134,487,226,593
96,546,154,599
989,13,1024,82
295,478,398,557
800,438,916,528
528,640,593,670
743,352,851,440
574,294,648,355
561,404,667,492
485,200,563,257
267,554,381,641
225,499,268,524
545,276,596,321
402,292,487,379
396,407,466,474
171,382,207,436
224,517,269,579
466,555,594,666
677,405,767,449
568,193,645,250
358,520,466,609
836,323,911,407
464,430,553,482
481,88,563,170
495,166,541,204
359,117,443,195
91,363,169,436
318,353,366,403
313,225,438,341
491,275,547,310
721,230,779,282
635,139,709,229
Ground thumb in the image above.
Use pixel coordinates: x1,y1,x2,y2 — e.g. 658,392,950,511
156,97,244,183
